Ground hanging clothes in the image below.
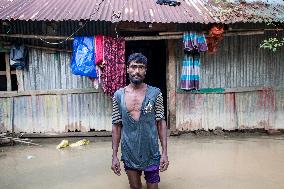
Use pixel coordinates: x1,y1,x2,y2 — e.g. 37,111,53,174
182,31,206,90
197,33,208,52
71,36,97,78
88,65,102,89
94,35,104,65
10,44,27,69
101,36,126,96
156,0,181,6
180,52,200,90
183,32,208,52
206,25,224,54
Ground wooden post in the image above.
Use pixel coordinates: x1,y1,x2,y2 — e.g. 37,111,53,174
166,40,177,131
5,53,11,91
4,53,14,135
16,69,24,91
11,97,15,135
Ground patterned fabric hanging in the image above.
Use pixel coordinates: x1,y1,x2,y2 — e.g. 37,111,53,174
101,36,126,96
180,52,200,90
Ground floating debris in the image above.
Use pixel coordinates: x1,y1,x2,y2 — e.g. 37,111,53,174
27,155,35,160
56,139,90,149
0,133,40,146
56,140,69,149
70,139,90,147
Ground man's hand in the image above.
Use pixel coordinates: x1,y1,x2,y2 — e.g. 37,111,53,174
159,154,169,172
111,156,121,176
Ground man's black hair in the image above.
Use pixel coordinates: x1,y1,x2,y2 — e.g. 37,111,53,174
127,53,147,66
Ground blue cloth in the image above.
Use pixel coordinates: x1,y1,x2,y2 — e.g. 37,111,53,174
10,44,27,69
183,32,208,52
71,36,97,78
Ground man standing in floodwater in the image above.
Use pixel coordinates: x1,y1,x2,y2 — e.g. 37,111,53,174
111,53,169,189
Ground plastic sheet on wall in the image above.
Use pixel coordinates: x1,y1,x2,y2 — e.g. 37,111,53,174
71,36,97,78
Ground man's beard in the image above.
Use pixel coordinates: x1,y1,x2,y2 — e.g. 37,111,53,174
129,74,144,85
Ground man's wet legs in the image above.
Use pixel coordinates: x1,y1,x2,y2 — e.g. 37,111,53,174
125,165,160,189
126,170,142,189
146,182,158,189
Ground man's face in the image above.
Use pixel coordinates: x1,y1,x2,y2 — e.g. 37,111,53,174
127,61,147,85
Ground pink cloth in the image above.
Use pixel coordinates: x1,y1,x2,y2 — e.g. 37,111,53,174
95,35,104,65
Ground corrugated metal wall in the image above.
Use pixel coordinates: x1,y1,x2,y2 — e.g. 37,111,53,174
177,93,236,131
0,93,112,133
177,90,284,131
200,32,284,88
0,48,113,133
0,98,13,132
23,49,93,90
176,32,284,131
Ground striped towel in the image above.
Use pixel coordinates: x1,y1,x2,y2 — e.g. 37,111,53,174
183,32,208,52
180,53,200,90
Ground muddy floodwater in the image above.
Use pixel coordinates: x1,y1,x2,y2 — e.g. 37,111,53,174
1,135,284,189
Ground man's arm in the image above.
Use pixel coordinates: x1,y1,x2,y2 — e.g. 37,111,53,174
111,95,122,176
111,124,122,176
157,119,169,172
155,92,169,172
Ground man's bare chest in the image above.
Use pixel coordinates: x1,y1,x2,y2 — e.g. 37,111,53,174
125,92,145,112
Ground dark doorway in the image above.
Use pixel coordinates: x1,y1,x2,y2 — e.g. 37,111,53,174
125,40,167,119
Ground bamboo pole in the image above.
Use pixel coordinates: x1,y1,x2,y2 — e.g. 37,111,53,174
0,70,15,75
0,33,71,40
159,32,183,36
0,29,269,42
126,35,182,41
3,44,72,52
0,88,101,98
26,45,72,52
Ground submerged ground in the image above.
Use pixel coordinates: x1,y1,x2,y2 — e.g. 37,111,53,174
1,134,284,189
